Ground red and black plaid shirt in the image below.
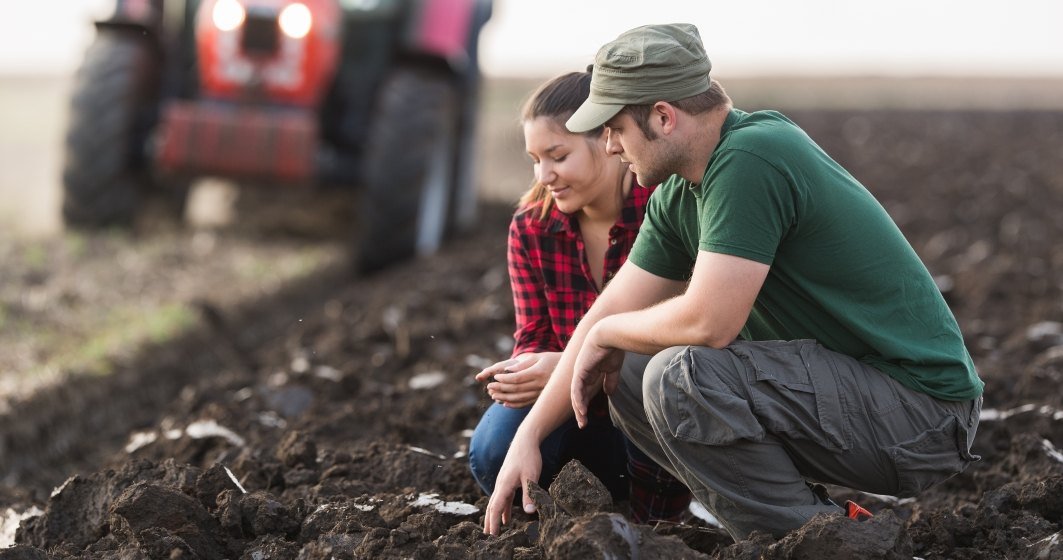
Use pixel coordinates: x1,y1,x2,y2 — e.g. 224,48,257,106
506,182,692,523
507,183,656,356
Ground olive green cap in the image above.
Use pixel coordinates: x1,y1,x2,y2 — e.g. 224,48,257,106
567,23,712,133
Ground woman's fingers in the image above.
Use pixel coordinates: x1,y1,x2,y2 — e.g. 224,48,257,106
493,389,540,407
487,375,543,394
487,382,539,399
503,356,536,372
479,354,552,405
491,370,532,385
474,358,519,382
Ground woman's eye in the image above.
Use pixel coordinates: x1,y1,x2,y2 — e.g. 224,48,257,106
554,156,567,163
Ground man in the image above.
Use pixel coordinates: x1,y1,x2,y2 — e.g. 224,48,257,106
483,23,983,540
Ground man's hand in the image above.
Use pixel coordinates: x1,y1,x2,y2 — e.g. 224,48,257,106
570,327,626,428
475,352,561,408
483,435,543,535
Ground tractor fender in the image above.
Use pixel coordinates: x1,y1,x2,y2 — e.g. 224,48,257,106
402,0,492,74
95,0,164,35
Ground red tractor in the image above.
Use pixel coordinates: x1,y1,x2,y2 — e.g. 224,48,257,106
62,0,492,271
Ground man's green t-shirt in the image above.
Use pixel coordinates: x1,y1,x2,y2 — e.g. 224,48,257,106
629,109,983,401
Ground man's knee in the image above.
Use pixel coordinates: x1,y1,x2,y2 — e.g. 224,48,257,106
642,346,691,407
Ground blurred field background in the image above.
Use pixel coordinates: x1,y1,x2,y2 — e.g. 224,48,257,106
4,73,1063,240
476,75,1063,207
0,77,67,237
4,0,1063,238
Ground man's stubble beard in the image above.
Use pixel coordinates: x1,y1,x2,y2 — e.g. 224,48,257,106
639,136,688,187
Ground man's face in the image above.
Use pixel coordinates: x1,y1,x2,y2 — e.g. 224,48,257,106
604,111,678,187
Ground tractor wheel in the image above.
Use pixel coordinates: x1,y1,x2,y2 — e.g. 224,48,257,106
357,68,459,272
61,31,158,228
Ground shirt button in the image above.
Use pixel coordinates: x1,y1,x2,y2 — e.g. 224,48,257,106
609,238,618,245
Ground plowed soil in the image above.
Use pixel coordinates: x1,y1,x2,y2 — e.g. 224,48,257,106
2,108,1063,559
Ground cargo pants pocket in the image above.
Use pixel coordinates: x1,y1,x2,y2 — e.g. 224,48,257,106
657,347,766,446
730,340,853,452
890,400,980,497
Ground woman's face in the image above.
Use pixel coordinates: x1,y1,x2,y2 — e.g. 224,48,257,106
523,117,614,215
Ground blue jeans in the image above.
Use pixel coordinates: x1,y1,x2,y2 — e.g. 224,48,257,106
468,398,629,498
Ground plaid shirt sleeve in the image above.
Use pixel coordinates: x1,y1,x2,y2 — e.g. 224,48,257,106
507,211,560,356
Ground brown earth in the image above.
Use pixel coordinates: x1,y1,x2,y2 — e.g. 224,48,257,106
2,107,1063,559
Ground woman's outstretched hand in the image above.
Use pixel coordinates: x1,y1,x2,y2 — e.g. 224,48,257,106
483,434,542,536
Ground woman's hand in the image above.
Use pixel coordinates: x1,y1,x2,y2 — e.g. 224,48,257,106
483,433,542,535
474,352,561,408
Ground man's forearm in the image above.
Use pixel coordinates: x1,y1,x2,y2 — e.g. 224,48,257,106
591,251,768,355
592,292,738,354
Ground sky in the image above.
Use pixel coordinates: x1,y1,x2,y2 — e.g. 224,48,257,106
2,0,1062,77
478,0,1063,78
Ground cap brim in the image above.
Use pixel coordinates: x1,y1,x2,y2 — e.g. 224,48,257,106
566,101,624,133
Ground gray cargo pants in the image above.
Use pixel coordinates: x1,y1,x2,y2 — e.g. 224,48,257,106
608,340,981,540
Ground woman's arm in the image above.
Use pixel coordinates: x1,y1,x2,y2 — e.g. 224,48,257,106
483,260,685,534
473,217,563,408
506,216,557,356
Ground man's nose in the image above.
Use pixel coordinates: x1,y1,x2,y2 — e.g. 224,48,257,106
605,130,623,155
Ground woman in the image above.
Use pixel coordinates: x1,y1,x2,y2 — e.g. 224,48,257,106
468,71,691,523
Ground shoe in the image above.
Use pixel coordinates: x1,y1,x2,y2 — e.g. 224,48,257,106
808,482,873,521
807,482,834,506
845,500,873,521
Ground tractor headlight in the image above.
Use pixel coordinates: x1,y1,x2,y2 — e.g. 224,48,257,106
212,0,246,31
279,3,313,39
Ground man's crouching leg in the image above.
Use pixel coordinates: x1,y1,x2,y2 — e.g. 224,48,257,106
610,345,846,540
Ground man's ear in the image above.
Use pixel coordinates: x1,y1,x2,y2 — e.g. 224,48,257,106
653,101,679,135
